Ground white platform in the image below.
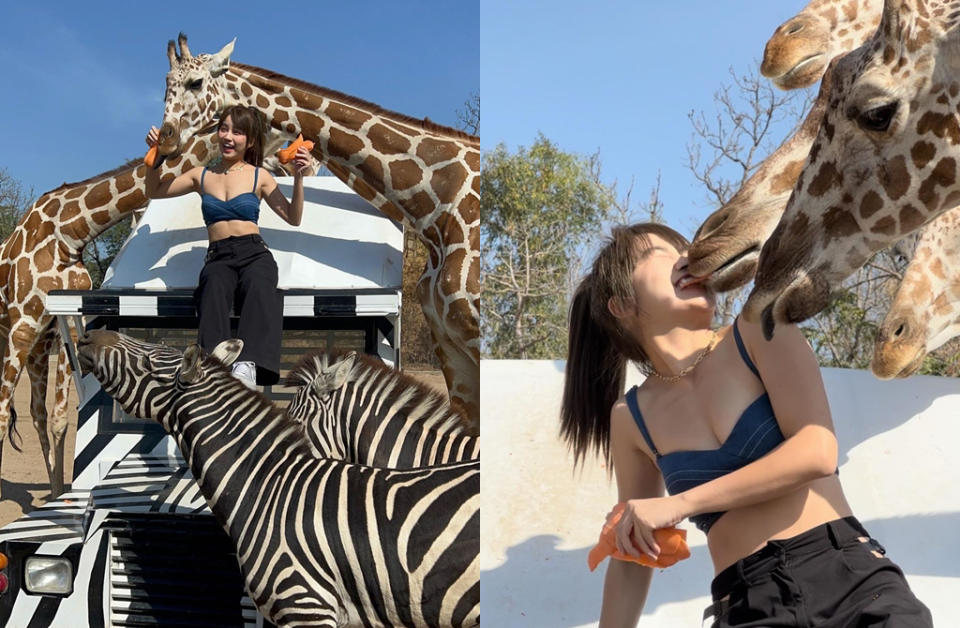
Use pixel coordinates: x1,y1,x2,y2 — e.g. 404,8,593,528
102,176,403,290
481,360,960,627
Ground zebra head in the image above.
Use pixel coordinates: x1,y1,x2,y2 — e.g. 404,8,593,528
285,352,359,430
77,329,244,428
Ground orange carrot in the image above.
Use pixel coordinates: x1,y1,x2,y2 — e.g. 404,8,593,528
587,502,690,571
144,144,159,168
276,134,315,164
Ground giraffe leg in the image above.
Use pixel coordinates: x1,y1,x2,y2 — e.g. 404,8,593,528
0,320,42,499
25,327,60,497
49,331,72,497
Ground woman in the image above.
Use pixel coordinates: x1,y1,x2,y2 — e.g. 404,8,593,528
561,223,931,627
144,105,311,388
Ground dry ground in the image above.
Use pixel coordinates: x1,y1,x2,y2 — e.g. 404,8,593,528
0,362,445,528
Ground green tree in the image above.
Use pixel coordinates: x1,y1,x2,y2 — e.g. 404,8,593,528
82,217,133,289
481,134,616,359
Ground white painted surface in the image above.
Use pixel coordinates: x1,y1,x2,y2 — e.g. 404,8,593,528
102,176,403,290
481,360,960,627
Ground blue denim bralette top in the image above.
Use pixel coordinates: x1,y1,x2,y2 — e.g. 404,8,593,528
624,318,785,534
200,167,261,226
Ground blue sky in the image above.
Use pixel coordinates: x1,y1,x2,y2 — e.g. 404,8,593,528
0,2,478,198
481,0,814,237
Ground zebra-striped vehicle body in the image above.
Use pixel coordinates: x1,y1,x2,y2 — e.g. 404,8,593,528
0,177,411,626
286,351,479,467
78,331,479,627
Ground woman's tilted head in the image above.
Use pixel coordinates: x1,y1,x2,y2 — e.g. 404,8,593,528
562,222,711,465
217,104,267,167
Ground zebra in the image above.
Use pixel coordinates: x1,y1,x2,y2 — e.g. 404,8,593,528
77,330,479,628
285,351,479,467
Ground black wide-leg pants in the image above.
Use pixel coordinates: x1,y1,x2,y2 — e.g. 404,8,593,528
194,234,282,385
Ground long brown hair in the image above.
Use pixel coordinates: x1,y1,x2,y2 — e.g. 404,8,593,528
218,104,268,167
560,223,690,467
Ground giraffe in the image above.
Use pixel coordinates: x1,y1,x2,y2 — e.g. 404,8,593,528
154,34,480,430
690,0,882,289
761,0,883,90
0,107,309,499
872,209,960,377
743,0,960,339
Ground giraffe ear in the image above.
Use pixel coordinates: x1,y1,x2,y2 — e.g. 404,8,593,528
179,344,204,384
211,339,243,366
208,38,235,77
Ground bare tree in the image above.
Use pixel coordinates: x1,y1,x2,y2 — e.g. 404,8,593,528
456,92,480,136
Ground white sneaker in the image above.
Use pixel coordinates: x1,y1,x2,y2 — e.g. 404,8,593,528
231,361,257,390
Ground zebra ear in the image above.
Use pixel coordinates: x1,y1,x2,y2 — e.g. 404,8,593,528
211,339,243,365
311,352,357,396
180,344,204,384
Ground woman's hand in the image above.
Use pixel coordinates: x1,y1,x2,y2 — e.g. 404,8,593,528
292,145,312,176
612,496,686,559
145,126,159,148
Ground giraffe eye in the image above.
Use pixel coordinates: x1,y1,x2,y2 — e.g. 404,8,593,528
856,102,898,133
188,79,203,90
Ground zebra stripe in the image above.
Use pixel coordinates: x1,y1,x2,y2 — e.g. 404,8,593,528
286,352,479,468
80,331,479,627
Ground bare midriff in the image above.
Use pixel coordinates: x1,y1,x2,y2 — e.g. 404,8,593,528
707,474,853,575
207,219,261,243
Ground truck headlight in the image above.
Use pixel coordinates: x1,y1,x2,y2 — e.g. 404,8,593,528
24,556,73,595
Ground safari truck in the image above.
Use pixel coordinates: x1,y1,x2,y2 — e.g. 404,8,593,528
0,176,402,626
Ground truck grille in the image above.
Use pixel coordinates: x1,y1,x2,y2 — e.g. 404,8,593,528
106,514,259,627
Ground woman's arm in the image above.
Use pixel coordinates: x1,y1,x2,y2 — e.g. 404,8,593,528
599,399,666,628
143,127,202,199
676,320,837,516
261,146,310,226
617,321,839,558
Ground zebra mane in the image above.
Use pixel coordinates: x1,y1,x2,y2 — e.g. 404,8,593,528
285,350,470,435
199,353,310,445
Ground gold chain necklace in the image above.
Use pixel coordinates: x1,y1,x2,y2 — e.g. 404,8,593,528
649,329,720,383
221,162,245,174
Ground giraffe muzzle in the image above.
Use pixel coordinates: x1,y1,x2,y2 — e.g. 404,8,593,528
157,122,181,156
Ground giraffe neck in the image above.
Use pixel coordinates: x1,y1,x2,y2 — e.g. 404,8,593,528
223,63,480,242
34,137,218,257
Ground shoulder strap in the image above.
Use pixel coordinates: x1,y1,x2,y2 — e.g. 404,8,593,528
252,166,259,191
625,386,659,457
200,167,208,194
733,316,761,379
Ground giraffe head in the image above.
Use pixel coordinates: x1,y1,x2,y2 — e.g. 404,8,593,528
157,33,235,158
689,62,837,291
762,0,883,89
872,209,960,377
744,0,960,338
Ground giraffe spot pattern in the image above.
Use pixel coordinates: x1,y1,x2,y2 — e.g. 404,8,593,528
389,160,423,191
899,204,925,232
870,216,897,236
358,157,386,196
407,191,436,222
808,160,841,197
916,110,960,144
431,163,468,205
416,138,460,167
368,124,413,155
859,190,884,219
880,155,911,201
770,159,805,195
326,103,373,132
328,127,365,161
823,206,860,239
911,141,936,169
84,180,112,210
